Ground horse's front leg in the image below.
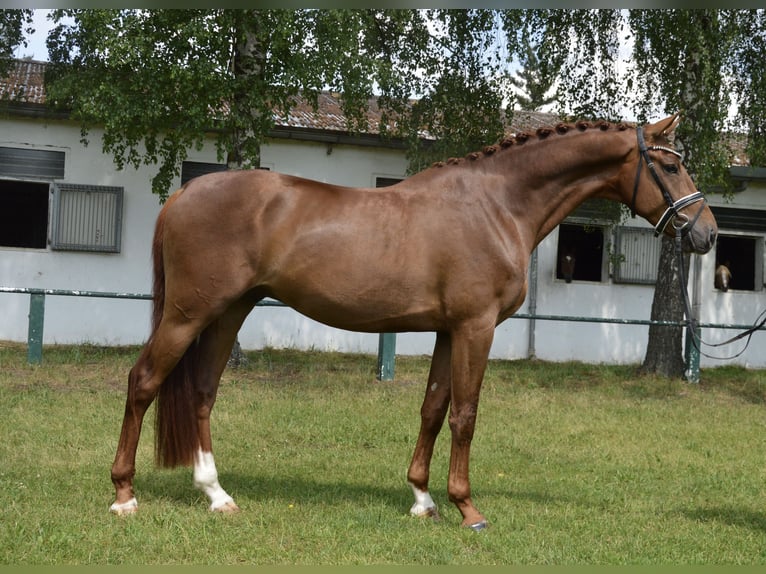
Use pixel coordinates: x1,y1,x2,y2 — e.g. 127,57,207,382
446,321,494,530
407,332,451,520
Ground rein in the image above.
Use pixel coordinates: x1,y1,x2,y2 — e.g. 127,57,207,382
632,125,765,360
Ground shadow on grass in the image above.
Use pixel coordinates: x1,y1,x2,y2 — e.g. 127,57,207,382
682,506,766,532
133,467,577,522
136,469,414,514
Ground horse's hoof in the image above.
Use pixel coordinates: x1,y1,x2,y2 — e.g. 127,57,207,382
211,501,240,513
109,498,138,516
429,509,442,522
411,505,441,522
467,520,488,532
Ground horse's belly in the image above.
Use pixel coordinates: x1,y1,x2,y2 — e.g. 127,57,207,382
271,280,444,333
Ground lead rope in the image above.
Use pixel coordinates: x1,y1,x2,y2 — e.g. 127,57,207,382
675,228,766,360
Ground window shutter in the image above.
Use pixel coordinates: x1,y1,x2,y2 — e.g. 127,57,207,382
613,227,660,285
50,183,124,253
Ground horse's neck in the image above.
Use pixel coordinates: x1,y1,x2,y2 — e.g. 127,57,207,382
498,129,632,249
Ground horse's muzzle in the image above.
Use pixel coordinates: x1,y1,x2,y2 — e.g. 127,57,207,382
683,224,717,254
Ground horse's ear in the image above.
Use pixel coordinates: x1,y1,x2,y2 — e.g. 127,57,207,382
646,113,681,139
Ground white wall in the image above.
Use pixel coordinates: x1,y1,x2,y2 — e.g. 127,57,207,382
700,185,766,368
1,115,764,368
1,117,160,345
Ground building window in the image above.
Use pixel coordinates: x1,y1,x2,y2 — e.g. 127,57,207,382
555,223,605,283
613,227,661,285
181,161,271,186
375,176,403,188
0,146,65,180
0,179,49,249
50,183,124,253
181,161,228,185
714,234,764,292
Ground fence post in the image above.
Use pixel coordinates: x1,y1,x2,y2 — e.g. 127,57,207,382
27,292,45,364
377,332,396,381
684,254,703,384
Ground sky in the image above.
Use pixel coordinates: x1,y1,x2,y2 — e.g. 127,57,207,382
14,10,57,61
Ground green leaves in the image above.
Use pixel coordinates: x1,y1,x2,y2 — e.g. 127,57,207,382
628,9,752,193
400,9,511,172
45,10,434,199
0,9,33,74
510,40,558,111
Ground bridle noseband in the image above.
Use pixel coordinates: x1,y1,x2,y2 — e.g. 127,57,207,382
631,126,706,237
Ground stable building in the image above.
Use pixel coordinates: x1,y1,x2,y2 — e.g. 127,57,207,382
1,59,764,368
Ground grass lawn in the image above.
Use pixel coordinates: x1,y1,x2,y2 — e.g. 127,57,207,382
1,342,765,565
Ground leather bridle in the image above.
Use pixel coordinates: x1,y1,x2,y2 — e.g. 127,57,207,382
630,126,707,237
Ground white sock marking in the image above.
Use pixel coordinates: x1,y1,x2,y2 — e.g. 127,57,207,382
109,497,138,514
408,482,437,517
193,449,235,510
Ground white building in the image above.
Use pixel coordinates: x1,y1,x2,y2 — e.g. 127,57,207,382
2,60,765,368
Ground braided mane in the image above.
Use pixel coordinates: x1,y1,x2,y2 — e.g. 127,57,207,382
430,120,635,169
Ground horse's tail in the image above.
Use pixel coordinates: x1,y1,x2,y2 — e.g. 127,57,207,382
150,189,200,468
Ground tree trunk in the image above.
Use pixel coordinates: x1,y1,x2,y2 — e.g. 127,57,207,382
227,338,248,369
640,234,689,378
226,13,264,370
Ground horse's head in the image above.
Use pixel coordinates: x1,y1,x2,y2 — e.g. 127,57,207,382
624,114,718,254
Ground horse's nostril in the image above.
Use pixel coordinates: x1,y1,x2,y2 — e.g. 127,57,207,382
709,228,717,246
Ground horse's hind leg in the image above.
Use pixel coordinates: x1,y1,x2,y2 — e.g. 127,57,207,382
407,332,452,520
110,318,204,514
191,299,255,512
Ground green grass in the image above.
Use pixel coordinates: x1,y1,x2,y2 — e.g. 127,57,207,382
1,342,766,564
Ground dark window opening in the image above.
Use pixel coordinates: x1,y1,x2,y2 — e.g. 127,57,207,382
181,161,269,186
0,179,49,249
181,161,228,185
714,235,756,291
556,223,604,282
376,177,403,188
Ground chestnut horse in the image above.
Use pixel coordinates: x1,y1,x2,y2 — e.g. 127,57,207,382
110,115,717,530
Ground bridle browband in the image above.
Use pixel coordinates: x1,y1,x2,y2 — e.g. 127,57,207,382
631,126,706,237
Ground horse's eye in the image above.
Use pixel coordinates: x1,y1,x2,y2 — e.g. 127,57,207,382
662,164,679,175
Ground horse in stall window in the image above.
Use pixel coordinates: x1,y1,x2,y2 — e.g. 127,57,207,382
559,247,577,283
715,262,732,292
